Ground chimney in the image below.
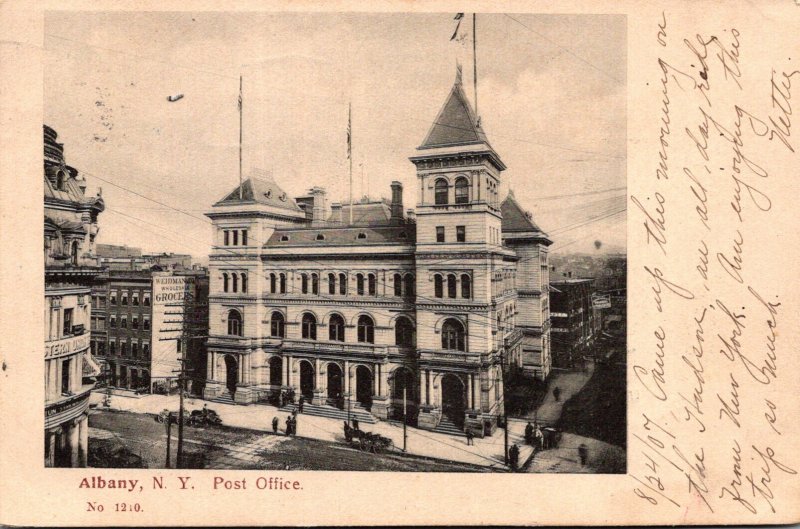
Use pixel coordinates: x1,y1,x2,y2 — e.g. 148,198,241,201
390,181,403,223
330,203,343,224
309,187,327,226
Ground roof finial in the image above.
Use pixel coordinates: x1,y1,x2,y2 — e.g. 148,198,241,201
455,61,463,86
507,188,515,198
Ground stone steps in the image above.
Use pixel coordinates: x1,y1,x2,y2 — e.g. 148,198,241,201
433,416,465,437
279,401,378,425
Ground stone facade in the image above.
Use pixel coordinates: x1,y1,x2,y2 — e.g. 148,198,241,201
203,77,551,436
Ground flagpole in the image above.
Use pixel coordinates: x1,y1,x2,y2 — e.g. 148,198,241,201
239,75,243,200
473,13,478,118
348,103,353,225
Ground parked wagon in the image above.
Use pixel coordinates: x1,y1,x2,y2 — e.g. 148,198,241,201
343,422,394,454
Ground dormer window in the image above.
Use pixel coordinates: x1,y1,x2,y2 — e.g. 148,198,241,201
279,193,287,201
280,235,290,242
357,232,367,240
265,190,272,198
315,234,325,241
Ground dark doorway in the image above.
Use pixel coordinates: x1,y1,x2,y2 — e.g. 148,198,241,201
224,355,238,396
269,356,282,386
300,361,315,402
391,367,417,424
355,365,373,410
441,374,466,429
327,363,343,408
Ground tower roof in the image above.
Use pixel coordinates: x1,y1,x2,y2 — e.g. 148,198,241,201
501,191,552,245
418,79,491,150
213,169,302,212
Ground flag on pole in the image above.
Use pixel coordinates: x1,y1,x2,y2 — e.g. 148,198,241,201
451,13,464,40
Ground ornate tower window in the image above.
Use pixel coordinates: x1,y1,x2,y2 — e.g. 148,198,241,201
454,176,469,204
434,178,448,205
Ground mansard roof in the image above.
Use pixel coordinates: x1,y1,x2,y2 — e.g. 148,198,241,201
214,170,302,212
265,225,416,248
327,199,393,226
418,79,490,150
501,190,552,245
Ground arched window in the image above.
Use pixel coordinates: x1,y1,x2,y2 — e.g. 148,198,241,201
442,318,465,351
231,273,238,293
393,273,402,296
454,176,469,204
461,274,471,298
301,313,317,340
434,274,443,298
71,241,79,265
270,273,276,294
241,273,248,293
395,317,415,347
301,273,309,294
223,273,229,293
270,312,285,338
356,274,365,295
404,274,415,297
357,315,375,343
433,178,447,205
312,273,319,295
280,273,287,294
339,273,347,295
368,274,376,296
447,274,457,298
328,273,336,295
434,178,448,205
329,314,345,342
227,310,243,336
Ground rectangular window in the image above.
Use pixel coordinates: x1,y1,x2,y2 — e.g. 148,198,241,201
456,226,466,242
232,230,239,246
224,230,230,246
61,359,71,395
109,341,116,355
143,318,151,330
109,316,116,328
143,294,151,307
132,293,139,306
62,308,73,336
132,342,139,357
121,292,128,305
132,316,139,330
122,342,129,356
436,226,445,243
142,342,150,357
110,291,117,305
242,229,248,246
121,316,127,329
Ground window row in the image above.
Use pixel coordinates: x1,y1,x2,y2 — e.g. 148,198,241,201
434,176,470,205
267,272,415,297
433,273,472,299
109,290,151,306
109,315,151,330
223,228,249,246
222,272,248,293
228,310,417,348
108,339,151,357
435,225,466,243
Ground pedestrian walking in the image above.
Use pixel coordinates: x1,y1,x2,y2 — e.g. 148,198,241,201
292,416,298,436
298,395,305,413
553,386,561,402
352,417,359,431
465,426,474,446
578,443,588,466
524,422,534,445
272,416,279,434
509,444,520,471
285,415,292,436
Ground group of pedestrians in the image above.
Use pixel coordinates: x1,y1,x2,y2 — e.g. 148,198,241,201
272,411,299,436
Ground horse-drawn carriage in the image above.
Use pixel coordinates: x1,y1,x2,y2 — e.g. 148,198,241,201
343,422,394,454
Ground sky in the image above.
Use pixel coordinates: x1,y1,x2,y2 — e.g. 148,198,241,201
44,11,626,260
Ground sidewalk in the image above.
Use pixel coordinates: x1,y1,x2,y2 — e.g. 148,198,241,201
523,361,594,425
527,432,625,473
89,392,532,470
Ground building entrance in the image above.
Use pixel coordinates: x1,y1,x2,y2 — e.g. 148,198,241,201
224,355,238,396
300,360,315,402
355,365,373,410
327,363,343,408
441,374,466,429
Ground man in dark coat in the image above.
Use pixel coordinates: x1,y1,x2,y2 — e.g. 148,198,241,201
352,417,359,431
524,422,534,445
272,416,279,434
465,426,474,446
298,395,305,413
553,386,561,402
509,444,520,471
285,415,292,436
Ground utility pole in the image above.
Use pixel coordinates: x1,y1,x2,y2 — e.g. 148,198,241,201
502,338,509,466
165,412,172,468
403,386,408,452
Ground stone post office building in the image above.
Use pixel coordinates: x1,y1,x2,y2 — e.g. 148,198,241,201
203,76,552,435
